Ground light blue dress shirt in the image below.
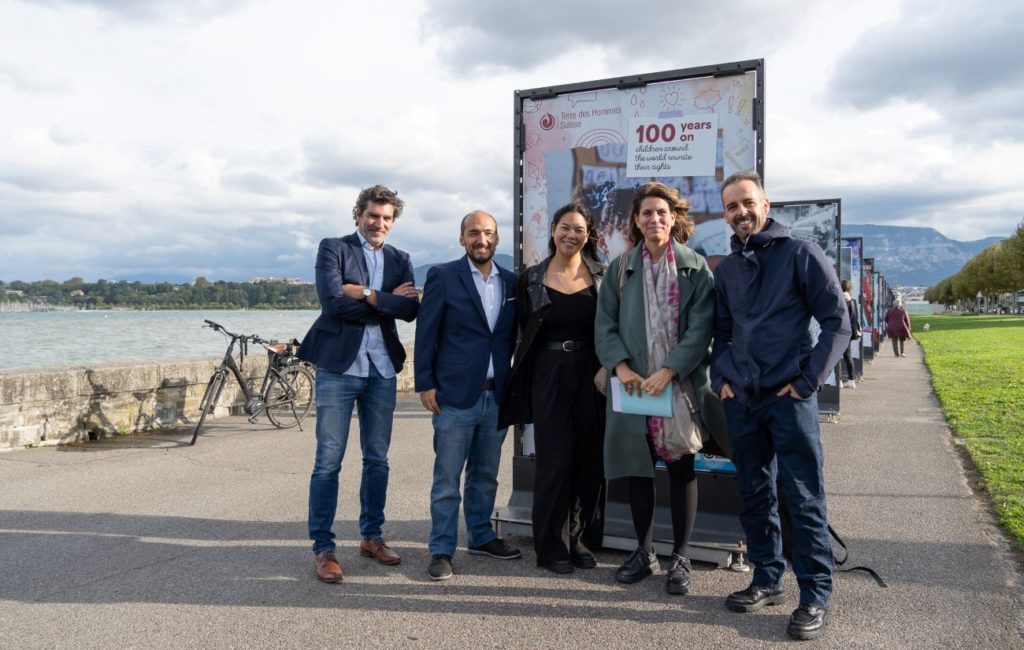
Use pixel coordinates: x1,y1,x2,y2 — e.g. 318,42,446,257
343,232,396,379
468,257,503,380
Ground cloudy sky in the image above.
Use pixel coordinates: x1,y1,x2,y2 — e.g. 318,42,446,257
1,0,1021,282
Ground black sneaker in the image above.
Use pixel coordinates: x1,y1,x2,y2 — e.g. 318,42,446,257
725,584,786,612
468,537,522,559
614,547,658,584
427,554,453,581
787,604,829,640
665,554,692,595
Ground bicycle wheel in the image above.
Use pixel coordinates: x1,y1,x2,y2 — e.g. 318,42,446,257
264,365,315,429
191,371,226,445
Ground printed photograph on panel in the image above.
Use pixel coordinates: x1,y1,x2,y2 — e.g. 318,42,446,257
520,72,759,268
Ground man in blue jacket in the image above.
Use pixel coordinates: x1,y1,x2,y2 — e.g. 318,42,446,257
298,185,420,583
415,210,520,581
711,171,850,641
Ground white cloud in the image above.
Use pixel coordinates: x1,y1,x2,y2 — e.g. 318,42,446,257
0,0,1020,281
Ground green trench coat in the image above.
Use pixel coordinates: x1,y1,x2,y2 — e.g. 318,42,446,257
595,241,727,480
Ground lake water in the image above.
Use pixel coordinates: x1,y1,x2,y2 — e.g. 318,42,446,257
0,310,416,374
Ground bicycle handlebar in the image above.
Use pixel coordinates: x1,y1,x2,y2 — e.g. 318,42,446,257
202,319,282,350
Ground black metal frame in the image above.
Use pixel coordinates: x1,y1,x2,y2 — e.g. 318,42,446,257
502,60,766,568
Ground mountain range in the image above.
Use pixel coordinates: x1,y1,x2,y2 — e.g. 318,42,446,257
412,226,1000,288
841,225,1003,286
109,228,996,288
413,254,515,286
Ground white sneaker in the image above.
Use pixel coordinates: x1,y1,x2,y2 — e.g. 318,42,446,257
842,380,856,389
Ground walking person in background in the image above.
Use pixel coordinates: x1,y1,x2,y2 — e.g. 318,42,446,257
840,280,860,388
712,170,850,641
298,185,420,583
499,201,606,575
415,210,521,581
595,182,721,595
885,299,912,357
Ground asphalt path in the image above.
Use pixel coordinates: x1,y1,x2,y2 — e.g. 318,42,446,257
0,342,1021,649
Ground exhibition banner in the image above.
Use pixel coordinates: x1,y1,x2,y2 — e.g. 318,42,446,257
503,61,763,566
863,258,876,359
872,269,882,352
770,200,842,413
515,61,764,269
842,236,865,375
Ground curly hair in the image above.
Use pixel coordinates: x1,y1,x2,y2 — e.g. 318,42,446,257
352,184,404,222
627,182,694,245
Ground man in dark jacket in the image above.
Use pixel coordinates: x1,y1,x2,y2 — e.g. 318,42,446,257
415,211,521,581
298,185,420,583
711,171,850,641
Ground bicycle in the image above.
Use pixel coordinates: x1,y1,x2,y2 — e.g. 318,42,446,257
191,319,315,445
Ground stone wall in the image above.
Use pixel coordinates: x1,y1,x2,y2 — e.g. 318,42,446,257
0,344,416,452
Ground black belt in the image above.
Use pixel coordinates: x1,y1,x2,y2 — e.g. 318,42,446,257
544,340,593,352
483,378,496,391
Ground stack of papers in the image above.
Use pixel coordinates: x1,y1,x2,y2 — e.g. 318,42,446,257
609,377,673,417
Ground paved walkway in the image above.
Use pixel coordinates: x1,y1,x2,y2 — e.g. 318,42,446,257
1,343,1021,649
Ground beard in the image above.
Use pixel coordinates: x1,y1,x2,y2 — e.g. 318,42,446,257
467,246,495,264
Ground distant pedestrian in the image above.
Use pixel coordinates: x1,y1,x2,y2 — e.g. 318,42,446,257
885,300,912,357
840,280,860,387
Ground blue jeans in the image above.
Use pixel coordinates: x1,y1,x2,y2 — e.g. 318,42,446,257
428,390,507,557
308,365,396,555
724,394,833,608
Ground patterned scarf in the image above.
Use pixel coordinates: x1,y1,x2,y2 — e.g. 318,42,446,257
642,245,706,461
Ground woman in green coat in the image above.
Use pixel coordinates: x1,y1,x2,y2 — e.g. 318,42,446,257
595,181,718,595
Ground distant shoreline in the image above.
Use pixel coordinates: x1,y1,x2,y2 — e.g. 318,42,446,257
0,304,319,313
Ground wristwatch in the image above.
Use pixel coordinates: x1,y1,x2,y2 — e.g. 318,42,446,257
362,287,372,299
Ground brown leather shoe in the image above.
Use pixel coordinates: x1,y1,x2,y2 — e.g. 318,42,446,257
359,537,401,565
314,551,343,583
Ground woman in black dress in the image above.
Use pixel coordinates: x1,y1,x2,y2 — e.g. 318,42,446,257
499,202,606,574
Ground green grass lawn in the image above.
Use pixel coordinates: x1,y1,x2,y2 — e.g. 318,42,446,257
914,314,1024,553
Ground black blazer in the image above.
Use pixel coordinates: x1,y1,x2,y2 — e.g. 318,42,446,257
413,256,517,409
498,255,605,428
297,233,419,374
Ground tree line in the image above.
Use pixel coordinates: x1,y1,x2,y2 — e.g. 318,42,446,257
925,221,1024,307
0,277,319,310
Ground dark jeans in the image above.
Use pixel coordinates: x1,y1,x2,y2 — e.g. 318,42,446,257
308,365,396,555
723,394,833,607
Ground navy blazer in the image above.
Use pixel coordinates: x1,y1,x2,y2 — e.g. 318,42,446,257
414,256,517,409
297,233,419,375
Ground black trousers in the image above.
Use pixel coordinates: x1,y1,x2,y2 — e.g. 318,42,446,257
842,347,855,380
891,336,907,356
530,348,606,565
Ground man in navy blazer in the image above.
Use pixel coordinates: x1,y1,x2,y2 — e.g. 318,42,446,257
298,184,419,583
415,210,521,581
